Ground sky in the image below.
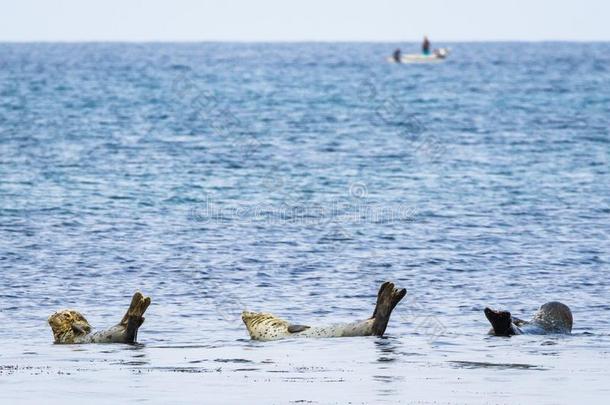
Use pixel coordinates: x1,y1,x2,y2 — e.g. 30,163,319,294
1,0,609,42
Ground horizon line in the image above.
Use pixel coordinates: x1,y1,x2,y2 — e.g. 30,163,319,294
1,39,609,44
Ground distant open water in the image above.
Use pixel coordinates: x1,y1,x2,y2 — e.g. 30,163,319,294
0,42,609,404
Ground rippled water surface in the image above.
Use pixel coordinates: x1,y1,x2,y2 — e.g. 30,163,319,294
1,43,609,404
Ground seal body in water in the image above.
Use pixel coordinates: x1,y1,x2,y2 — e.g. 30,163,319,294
48,292,151,344
484,301,573,336
242,282,406,341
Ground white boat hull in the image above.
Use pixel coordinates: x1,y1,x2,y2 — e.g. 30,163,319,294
387,48,449,64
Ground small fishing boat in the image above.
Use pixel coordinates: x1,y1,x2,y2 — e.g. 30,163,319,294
387,48,450,64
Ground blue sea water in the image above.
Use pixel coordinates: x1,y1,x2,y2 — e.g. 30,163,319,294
0,42,609,404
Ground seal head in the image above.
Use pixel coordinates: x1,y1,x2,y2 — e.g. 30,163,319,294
532,301,573,333
48,310,92,343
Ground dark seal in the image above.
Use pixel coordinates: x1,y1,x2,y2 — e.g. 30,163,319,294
485,301,573,336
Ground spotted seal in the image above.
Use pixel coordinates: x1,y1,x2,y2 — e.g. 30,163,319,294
484,301,573,336
48,291,151,344
242,281,406,341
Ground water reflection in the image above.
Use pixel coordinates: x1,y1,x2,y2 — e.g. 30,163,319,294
373,338,402,398
374,337,399,363
448,360,546,371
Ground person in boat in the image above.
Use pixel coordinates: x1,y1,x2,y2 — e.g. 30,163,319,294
392,48,402,63
422,36,430,55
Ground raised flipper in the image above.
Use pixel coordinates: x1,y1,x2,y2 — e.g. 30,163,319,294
372,281,391,319
288,324,311,333
119,292,151,343
390,285,407,312
484,307,517,336
371,282,407,336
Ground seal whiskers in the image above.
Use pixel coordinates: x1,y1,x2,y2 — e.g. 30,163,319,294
242,281,407,341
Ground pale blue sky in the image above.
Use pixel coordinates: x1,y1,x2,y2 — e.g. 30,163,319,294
1,0,608,42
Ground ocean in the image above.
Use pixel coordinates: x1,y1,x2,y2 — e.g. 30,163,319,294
1,42,609,404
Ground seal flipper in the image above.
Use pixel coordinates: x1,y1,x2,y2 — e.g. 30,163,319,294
71,323,90,336
288,324,310,333
372,282,391,319
390,286,407,312
484,307,517,336
371,282,407,336
512,316,527,327
120,292,145,325
120,292,151,343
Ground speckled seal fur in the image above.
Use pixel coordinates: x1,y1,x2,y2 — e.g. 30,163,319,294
484,301,573,336
48,291,151,344
242,281,406,341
